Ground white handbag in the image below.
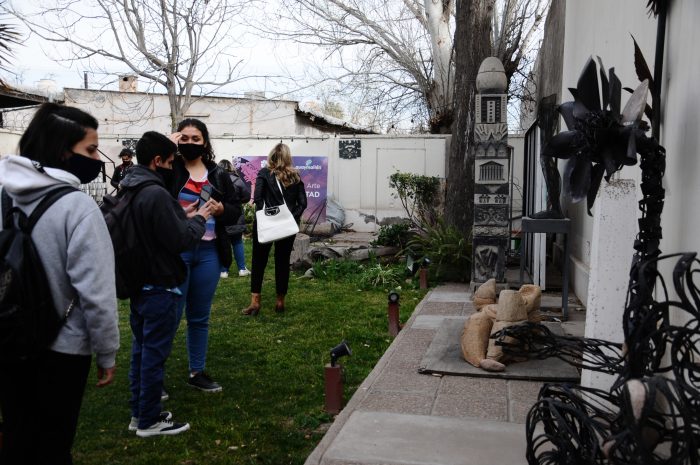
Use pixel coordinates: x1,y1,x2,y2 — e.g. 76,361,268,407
255,177,299,243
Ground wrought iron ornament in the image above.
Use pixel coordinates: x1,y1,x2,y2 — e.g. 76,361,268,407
494,55,699,464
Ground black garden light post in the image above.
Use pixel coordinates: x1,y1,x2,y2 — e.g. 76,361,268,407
324,340,352,414
387,290,401,337
419,257,431,290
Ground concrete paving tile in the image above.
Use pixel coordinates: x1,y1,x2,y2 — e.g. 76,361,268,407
419,301,464,316
428,291,470,303
321,411,529,465
411,315,465,330
393,329,435,351
372,370,441,395
561,320,584,337
432,392,508,421
432,283,471,293
357,390,434,415
507,380,544,423
463,302,477,315
439,376,508,397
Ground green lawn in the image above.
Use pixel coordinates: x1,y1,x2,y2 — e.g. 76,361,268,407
72,239,426,465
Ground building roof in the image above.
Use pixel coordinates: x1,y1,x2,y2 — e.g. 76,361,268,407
296,101,376,135
0,82,61,109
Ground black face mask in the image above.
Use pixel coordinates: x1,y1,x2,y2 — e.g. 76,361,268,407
178,144,206,161
66,152,104,184
155,166,174,188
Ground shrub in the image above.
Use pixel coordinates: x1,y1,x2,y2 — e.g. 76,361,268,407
389,172,442,228
371,222,411,248
312,258,363,281
404,220,472,282
243,203,255,234
356,263,403,290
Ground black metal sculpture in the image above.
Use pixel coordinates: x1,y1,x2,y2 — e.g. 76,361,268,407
542,57,650,215
492,52,699,464
530,94,564,219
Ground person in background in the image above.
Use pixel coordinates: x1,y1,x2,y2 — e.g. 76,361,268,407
217,158,251,278
110,147,134,191
0,103,119,465
242,143,306,316
122,131,214,437
168,118,240,393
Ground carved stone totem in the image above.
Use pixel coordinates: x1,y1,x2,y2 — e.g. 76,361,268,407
472,57,510,283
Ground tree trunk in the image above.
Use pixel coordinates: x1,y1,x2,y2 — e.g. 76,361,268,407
425,0,455,133
445,0,494,278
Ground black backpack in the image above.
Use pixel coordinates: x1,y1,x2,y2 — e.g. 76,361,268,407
101,182,155,299
0,186,77,362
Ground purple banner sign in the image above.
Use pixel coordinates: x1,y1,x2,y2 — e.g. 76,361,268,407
234,156,328,222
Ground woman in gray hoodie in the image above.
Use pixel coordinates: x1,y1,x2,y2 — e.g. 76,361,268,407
0,103,120,465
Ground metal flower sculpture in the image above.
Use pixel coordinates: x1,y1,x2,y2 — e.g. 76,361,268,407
543,57,651,215
490,54,700,465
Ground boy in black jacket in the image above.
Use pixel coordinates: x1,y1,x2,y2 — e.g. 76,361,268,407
122,131,213,437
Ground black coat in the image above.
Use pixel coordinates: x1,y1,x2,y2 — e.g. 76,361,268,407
169,158,241,269
110,163,133,189
253,167,307,223
120,165,206,287
225,171,251,236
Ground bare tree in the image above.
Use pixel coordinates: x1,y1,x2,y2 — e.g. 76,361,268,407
263,0,547,134
2,0,250,130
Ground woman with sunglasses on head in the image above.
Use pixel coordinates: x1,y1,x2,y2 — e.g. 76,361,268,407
168,118,240,393
0,103,119,465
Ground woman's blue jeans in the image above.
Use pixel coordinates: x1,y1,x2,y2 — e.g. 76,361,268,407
177,240,220,373
221,233,246,272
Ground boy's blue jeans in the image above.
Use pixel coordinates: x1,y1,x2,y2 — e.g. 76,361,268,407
178,240,220,373
129,288,180,429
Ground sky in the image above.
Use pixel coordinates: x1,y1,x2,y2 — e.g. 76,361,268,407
1,1,323,102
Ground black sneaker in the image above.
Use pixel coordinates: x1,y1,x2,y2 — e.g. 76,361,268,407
187,372,222,393
161,389,169,402
136,419,190,437
128,411,172,432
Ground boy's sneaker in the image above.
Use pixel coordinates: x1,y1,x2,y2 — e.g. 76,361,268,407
220,271,229,278
128,411,172,432
161,389,169,402
136,419,190,437
187,372,222,393
238,268,251,277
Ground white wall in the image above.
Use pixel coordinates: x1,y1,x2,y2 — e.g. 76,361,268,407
1,89,332,138
559,0,658,302
660,0,700,277
218,135,449,232
0,129,21,156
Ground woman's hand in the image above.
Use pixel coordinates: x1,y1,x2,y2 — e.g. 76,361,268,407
206,199,224,217
169,132,183,145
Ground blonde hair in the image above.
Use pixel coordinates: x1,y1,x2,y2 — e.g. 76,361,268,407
267,143,300,187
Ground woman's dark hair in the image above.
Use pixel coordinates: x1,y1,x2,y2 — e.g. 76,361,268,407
119,148,134,158
19,103,99,169
176,118,214,163
217,159,233,173
136,131,177,166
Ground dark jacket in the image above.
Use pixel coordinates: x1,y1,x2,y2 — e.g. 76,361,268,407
110,163,132,189
120,165,206,288
254,167,307,223
225,171,251,236
169,157,241,269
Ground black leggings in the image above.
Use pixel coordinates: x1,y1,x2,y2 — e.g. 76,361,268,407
0,350,91,465
250,223,296,295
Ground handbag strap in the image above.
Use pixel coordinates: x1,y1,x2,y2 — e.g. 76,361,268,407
274,176,288,207
262,175,289,210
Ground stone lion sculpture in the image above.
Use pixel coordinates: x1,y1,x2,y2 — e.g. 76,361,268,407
460,279,543,372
